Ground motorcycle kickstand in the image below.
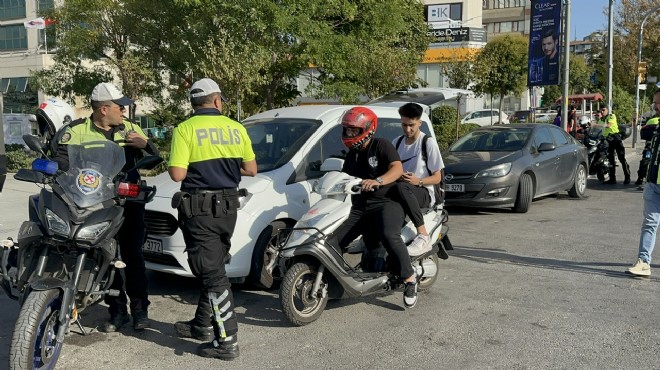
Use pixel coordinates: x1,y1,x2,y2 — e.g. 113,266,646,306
73,317,87,336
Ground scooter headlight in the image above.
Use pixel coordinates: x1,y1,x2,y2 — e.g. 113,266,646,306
45,208,70,236
76,222,111,240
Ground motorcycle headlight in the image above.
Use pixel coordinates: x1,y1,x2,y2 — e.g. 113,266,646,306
76,221,111,240
45,208,70,236
475,163,512,178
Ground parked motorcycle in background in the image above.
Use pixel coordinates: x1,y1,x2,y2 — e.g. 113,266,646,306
277,158,450,326
1,135,161,369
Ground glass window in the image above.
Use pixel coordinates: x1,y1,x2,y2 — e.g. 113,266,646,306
549,127,570,146
38,0,53,12
0,25,28,50
9,122,22,137
500,22,512,33
302,125,345,179
532,127,554,151
0,0,26,20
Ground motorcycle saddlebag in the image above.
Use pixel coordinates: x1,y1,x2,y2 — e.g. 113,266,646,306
618,124,632,140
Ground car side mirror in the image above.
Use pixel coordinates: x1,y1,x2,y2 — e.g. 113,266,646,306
538,142,556,152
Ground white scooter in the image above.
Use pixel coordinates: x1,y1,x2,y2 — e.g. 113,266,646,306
277,158,451,326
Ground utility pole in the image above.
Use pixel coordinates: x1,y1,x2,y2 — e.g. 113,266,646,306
607,0,614,111
633,4,660,148
561,0,571,132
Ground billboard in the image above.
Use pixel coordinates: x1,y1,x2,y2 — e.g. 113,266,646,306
427,27,487,44
528,0,562,86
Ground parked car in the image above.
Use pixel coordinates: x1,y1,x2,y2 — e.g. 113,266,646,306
461,109,510,126
142,105,435,287
443,124,588,213
510,110,556,123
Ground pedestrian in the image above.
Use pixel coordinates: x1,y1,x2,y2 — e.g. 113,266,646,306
627,90,660,276
147,128,154,139
552,109,561,127
567,105,577,137
53,82,158,332
168,78,257,360
390,102,445,257
600,106,631,185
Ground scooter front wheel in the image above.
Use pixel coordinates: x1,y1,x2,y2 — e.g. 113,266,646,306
9,289,64,370
280,262,328,326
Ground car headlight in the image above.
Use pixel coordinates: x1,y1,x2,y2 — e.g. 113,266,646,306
77,221,111,240
45,208,70,236
475,163,512,178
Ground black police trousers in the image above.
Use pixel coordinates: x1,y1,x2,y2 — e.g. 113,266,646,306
178,191,239,339
329,198,415,279
105,201,150,316
607,135,631,180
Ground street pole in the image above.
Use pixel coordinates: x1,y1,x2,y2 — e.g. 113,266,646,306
607,0,614,111
633,5,660,149
561,0,571,132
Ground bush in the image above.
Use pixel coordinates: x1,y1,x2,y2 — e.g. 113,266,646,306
431,105,460,126
5,146,38,172
143,136,172,177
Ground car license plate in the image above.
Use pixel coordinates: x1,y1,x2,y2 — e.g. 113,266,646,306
444,183,465,192
142,238,162,254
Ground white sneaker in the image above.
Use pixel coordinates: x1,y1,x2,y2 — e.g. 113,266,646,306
407,234,431,256
626,258,651,277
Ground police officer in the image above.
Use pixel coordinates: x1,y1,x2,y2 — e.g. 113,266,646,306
636,116,659,187
599,106,631,184
53,82,158,332
168,78,256,360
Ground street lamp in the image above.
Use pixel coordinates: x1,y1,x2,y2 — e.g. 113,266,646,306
633,5,660,148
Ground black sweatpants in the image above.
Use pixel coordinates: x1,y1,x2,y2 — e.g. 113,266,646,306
329,198,414,279
389,182,430,228
105,201,150,316
178,192,239,339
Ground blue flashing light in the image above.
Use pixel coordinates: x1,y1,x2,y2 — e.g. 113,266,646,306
32,159,58,175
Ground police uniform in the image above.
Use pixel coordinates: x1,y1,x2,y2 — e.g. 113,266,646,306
600,112,631,183
169,107,255,347
54,117,158,320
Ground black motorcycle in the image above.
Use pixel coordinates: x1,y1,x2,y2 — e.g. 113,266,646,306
581,124,610,182
1,135,161,369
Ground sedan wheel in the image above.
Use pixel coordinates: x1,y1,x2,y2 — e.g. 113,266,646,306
568,163,587,198
512,173,533,213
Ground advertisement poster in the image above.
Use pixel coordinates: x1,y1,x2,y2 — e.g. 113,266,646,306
528,0,562,86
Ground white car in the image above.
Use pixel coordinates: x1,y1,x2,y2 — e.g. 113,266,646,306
461,109,510,126
143,105,436,287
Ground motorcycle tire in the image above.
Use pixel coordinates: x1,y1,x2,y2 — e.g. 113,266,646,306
280,262,328,326
417,253,440,291
9,289,64,370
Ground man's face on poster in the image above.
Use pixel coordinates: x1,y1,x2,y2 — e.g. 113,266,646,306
542,35,557,59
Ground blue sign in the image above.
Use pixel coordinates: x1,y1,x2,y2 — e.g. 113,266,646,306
528,0,562,86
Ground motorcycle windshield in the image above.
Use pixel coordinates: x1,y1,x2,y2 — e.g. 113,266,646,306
56,137,126,208
588,126,603,138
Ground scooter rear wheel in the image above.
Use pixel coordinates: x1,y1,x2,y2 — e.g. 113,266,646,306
417,254,440,291
280,262,328,326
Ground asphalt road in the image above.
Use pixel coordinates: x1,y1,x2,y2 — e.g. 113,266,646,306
1,143,659,369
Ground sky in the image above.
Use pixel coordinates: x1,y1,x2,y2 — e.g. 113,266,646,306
571,0,611,40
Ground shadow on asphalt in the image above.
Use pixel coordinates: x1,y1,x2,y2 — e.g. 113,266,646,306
449,245,658,282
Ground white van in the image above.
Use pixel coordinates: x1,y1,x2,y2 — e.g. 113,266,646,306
143,105,436,288
461,109,510,126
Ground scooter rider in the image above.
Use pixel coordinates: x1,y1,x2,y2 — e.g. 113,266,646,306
600,106,631,185
328,106,420,309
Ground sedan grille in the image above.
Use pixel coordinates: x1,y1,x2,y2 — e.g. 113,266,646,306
144,210,179,236
143,252,182,268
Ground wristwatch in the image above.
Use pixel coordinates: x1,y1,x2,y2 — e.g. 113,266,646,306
375,177,384,184
418,179,424,187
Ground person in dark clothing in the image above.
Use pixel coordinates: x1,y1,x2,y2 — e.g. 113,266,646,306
53,82,159,332
328,106,419,309
599,106,631,184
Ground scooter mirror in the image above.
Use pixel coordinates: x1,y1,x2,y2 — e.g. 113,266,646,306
22,134,48,158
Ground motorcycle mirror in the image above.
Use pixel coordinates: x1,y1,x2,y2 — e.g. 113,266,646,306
14,168,46,184
132,155,163,171
22,134,48,158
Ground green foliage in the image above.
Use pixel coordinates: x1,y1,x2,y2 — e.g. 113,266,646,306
439,59,473,90
471,34,528,115
433,123,480,152
431,105,459,126
611,85,635,123
5,146,38,172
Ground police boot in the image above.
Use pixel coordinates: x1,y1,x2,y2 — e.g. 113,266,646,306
605,168,617,184
197,335,239,360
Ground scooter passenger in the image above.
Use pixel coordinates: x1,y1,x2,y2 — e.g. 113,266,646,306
328,107,420,309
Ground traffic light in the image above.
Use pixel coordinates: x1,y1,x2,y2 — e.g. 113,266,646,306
638,61,648,84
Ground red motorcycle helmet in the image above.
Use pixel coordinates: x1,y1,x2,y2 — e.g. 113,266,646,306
340,107,378,150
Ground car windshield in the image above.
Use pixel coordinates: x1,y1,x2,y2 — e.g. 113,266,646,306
245,118,320,172
449,128,532,152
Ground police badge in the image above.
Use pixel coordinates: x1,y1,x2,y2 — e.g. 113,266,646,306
60,132,71,143
76,169,103,195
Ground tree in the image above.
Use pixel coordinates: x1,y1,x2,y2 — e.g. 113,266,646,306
470,34,528,120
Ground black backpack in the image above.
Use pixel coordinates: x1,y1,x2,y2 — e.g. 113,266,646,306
395,135,444,207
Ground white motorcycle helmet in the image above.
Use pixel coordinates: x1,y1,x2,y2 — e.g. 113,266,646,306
578,115,591,127
35,97,75,140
